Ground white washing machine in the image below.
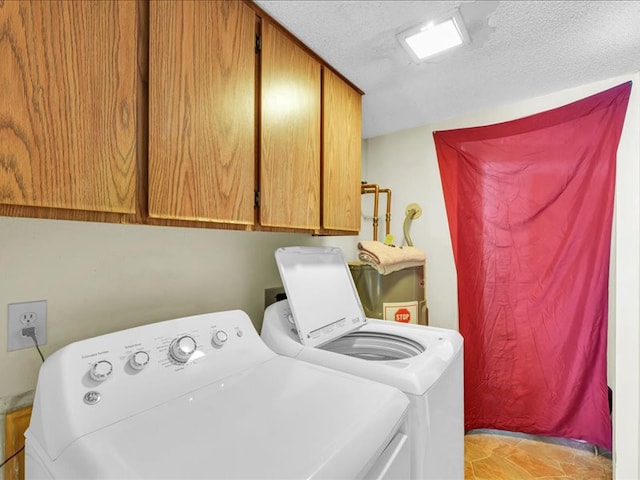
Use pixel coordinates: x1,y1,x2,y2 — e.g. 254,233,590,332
25,309,411,479
261,246,464,480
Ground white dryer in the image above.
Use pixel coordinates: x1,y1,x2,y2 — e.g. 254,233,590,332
261,246,464,480
25,309,410,479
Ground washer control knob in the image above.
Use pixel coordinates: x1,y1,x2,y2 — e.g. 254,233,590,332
89,360,113,382
212,330,228,347
129,350,150,371
169,335,197,363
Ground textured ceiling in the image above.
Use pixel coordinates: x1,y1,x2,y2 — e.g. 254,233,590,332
255,1,640,139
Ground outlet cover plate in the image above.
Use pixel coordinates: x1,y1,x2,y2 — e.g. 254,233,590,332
7,300,47,352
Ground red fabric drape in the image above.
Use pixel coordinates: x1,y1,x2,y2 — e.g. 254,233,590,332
434,82,631,450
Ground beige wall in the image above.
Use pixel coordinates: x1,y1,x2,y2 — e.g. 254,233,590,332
0,218,324,399
362,73,640,479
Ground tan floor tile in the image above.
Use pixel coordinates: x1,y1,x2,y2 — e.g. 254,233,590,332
472,433,522,449
514,441,575,470
471,454,537,479
465,460,475,479
493,441,526,458
465,433,611,480
517,439,574,456
560,461,609,479
506,450,565,477
465,441,492,462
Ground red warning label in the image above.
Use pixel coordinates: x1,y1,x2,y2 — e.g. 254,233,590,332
383,301,419,324
394,308,411,323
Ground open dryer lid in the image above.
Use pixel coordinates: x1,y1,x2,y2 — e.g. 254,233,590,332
275,246,367,347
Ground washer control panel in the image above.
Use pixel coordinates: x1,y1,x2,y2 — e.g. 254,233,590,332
31,310,275,460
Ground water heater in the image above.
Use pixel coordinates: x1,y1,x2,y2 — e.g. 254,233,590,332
349,262,428,325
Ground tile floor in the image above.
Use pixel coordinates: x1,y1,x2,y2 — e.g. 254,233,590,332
465,430,612,479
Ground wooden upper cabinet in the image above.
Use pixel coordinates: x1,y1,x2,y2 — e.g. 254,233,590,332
0,0,137,214
148,0,256,224
260,21,321,230
322,68,362,232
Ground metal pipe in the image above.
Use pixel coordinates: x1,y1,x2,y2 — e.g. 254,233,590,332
360,183,380,241
378,188,392,238
403,203,422,246
403,209,416,246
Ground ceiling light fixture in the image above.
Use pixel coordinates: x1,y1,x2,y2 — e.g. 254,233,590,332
399,11,469,62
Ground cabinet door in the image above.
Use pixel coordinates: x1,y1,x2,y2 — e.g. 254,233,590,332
322,69,362,232
0,0,137,213
149,0,256,224
260,21,321,230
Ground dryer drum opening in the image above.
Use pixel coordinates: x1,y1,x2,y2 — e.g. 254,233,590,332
320,332,425,360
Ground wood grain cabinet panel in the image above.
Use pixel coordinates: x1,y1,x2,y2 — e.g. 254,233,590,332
148,0,255,224
0,0,137,214
260,21,321,230
4,405,32,480
322,68,362,232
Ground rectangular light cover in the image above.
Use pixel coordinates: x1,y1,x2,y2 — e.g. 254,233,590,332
404,16,465,60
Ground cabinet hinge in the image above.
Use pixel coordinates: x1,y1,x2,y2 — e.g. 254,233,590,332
255,34,261,54
254,191,261,208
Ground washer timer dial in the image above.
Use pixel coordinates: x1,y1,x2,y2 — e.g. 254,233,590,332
89,360,113,382
168,335,197,363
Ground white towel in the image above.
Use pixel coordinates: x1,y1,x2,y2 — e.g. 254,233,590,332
357,240,425,275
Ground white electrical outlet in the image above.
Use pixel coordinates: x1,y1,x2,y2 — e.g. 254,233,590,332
7,300,47,352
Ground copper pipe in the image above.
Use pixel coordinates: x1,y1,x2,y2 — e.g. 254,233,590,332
378,188,391,238
361,184,392,241
360,183,379,241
